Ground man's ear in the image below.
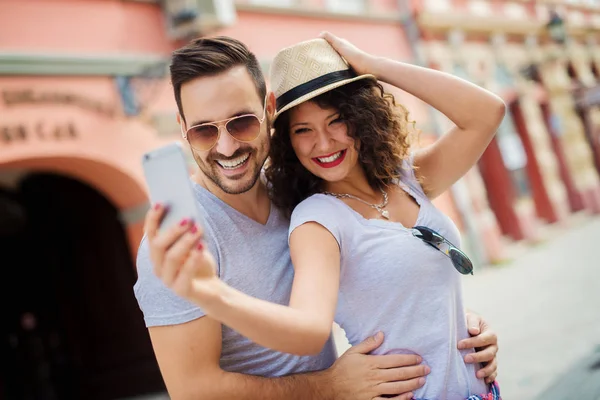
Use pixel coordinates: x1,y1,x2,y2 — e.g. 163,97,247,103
267,92,276,118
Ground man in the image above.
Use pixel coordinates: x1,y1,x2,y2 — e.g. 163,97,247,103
134,36,498,400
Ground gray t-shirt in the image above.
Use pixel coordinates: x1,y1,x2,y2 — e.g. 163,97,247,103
134,183,337,377
289,161,489,399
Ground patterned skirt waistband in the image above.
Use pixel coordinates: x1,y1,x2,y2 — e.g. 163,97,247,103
465,381,501,400
411,381,502,400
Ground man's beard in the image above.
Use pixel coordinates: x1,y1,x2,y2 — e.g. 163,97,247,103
193,146,267,195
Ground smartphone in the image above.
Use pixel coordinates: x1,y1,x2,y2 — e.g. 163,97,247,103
142,142,202,233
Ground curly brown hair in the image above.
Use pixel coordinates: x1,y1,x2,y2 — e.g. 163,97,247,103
265,79,415,218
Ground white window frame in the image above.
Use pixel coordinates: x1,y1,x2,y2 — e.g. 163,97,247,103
325,0,366,14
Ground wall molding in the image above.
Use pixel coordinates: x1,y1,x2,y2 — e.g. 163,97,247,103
418,12,544,35
235,3,400,23
418,11,600,38
0,52,169,76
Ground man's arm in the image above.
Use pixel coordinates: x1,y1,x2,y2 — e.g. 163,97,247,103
459,311,499,384
150,315,329,400
149,316,426,400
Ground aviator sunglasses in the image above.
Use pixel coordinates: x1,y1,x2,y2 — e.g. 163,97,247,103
182,98,268,152
411,226,474,275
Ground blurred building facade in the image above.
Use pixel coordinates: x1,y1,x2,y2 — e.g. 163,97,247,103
410,0,600,263
0,1,177,398
1,0,600,398
0,0,415,398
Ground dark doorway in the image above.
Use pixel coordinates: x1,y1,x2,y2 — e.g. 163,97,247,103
0,173,165,400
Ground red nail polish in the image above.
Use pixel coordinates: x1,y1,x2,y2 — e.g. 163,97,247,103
196,242,204,251
179,218,189,226
153,203,161,210
190,225,198,234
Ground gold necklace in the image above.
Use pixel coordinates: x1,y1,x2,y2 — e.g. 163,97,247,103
322,188,390,219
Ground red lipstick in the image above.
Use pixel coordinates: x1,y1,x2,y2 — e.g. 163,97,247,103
312,150,347,169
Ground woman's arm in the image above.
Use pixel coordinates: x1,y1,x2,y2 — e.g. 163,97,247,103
373,58,505,198
321,32,506,199
168,221,341,356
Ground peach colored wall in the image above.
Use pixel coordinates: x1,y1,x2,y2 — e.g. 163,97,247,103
220,12,411,60
0,0,176,260
147,9,431,132
0,0,171,55
0,76,170,217
0,0,457,258
370,0,401,13
215,11,430,126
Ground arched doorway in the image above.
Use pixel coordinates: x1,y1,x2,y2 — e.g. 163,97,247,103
0,172,165,399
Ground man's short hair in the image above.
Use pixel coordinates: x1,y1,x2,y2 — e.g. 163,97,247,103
170,36,267,122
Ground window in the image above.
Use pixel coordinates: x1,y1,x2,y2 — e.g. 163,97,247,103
325,0,365,14
452,62,470,81
496,112,530,198
494,63,515,89
115,76,139,117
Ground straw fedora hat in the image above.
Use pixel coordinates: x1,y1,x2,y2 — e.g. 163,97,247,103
270,38,376,122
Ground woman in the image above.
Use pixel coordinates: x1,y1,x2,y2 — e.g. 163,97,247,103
158,33,505,400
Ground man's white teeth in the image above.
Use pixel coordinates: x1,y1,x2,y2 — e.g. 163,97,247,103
317,151,343,163
217,153,250,169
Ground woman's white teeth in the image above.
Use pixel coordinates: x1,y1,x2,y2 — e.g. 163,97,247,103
217,153,250,169
317,151,343,163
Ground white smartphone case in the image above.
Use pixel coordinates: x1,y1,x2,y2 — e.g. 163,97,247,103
142,142,202,233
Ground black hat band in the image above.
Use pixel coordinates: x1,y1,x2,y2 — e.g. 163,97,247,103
276,69,356,112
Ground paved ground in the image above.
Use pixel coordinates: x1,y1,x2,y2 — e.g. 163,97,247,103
334,214,600,399
535,345,600,400
460,215,600,399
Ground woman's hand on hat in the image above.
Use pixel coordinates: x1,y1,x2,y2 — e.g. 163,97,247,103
319,31,378,77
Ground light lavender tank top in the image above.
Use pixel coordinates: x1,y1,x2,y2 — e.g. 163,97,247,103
289,159,488,400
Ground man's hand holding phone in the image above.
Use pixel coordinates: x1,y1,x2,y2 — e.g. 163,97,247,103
144,204,219,302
